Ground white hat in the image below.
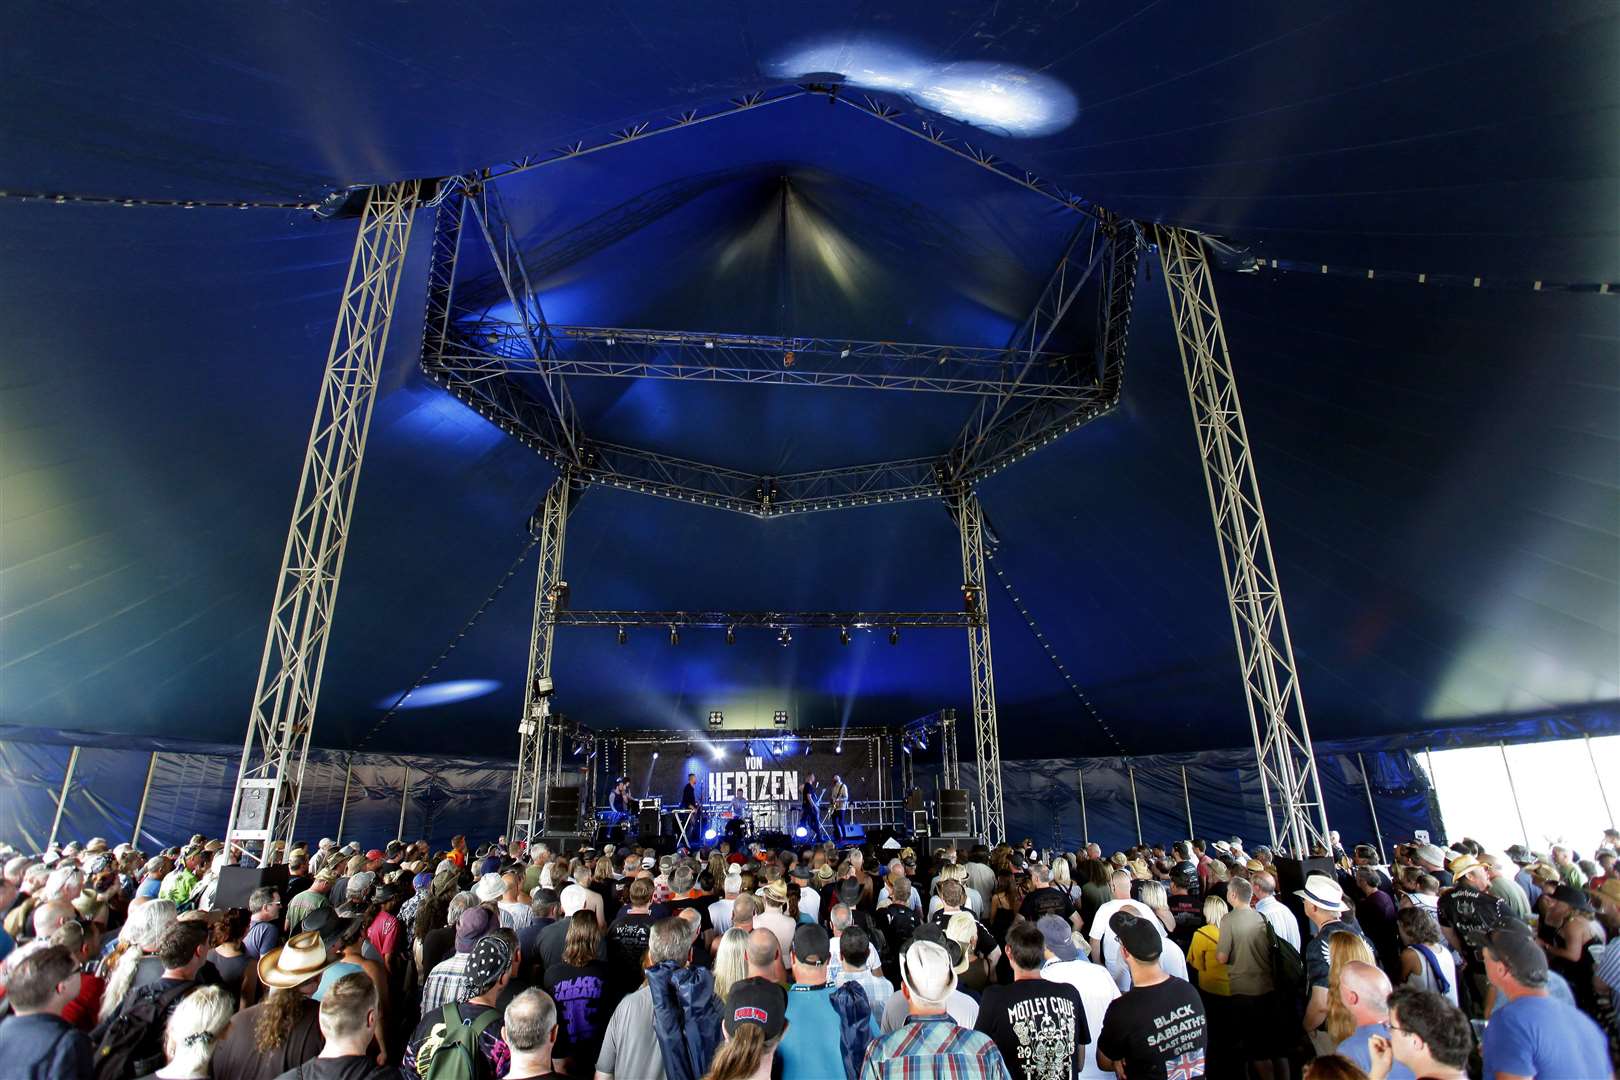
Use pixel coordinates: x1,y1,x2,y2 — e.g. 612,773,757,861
899,939,956,1005
473,872,506,903
1300,873,1348,913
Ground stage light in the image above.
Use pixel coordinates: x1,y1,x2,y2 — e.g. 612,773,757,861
708,710,723,728
889,628,899,645
774,710,789,727
606,335,617,346
917,732,929,751
778,628,792,647
712,747,725,760
725,627,736,646
835,742,843,753
653,751,660,759
839,627,850,646
704,827,717,840
794,826,808,839
669,627,680,646
773,739,787,756
617,626,628,646
704,338,715,349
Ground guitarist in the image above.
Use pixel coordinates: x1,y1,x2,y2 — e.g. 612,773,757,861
828,774,850,840
800,773,825,843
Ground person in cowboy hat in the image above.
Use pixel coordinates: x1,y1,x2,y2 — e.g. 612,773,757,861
1298,874,1371,1036
211,930,337,1079
1437,853,1512,1015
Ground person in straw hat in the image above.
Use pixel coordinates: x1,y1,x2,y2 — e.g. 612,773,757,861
210,930,336,1079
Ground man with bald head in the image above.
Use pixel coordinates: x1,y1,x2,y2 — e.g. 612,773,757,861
1336,959,1415,1079
745,928,787,985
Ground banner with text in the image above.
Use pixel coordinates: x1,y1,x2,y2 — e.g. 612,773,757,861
618,738,880,807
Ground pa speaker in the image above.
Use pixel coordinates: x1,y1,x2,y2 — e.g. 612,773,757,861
638,806,663,838
939,789,972,836
545,787,582,836
214,864,290,911
1273,855,1335,896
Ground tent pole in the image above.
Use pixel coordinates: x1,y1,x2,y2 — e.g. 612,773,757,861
48,746,81,850
1357,752,1387,863
1584,734,1613,827
1180,765,1195,841
335,755,353,845
1077,766,1089,847
396,765,410,843
1128,760,1142,845
131,752,159,847
1498,742,1530,850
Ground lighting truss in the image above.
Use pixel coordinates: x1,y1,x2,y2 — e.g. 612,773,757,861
444,323,1091,400
225,181,422,861
1156,225,1330,856
510,469,579,844
551,610,979,630
901,707,960,790
953,489,1007,845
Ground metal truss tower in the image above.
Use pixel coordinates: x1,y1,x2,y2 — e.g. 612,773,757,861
226,181,421,861
509,469,577,843
1157,226,1330,855
954,489,1006,845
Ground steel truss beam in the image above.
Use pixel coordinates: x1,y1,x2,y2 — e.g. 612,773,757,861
226,181,421,861
551,610,978,630
444,323,1089,400
952,489,1007,845
1157,226,1330,856
510,470,580,844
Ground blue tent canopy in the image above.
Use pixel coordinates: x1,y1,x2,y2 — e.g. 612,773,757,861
1,4,1615,769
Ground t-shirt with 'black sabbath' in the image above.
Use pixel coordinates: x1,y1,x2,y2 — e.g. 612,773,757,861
1096,976,1207,1080
974,978,1089,1080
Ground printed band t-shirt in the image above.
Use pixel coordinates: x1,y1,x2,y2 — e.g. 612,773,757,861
542,959,621,1071
975,978,1089,1080
1096,977,1208,1080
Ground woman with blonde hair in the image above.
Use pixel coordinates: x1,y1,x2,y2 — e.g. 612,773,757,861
149,984,234,1078
1188,895,1231,995
97,897,176,1022
712,927,750,1003
703,977,788,1080
1321,931,1376,1052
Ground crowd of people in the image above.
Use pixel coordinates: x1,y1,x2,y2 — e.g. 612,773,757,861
0,824,1613,1079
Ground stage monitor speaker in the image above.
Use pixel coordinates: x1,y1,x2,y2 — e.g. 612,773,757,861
939,789,972,836
214,864,290,911
862,826,905,851
1273,855,1335,896
638,806,662,838
545,787,582,836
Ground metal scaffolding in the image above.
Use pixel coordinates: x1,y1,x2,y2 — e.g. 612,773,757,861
551,610,978,631
954,488,1007,845
226,180,421,861
510,470,578,843
1157,225,1330,856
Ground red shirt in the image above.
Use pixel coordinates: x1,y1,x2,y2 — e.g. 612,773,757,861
367,909,400,965
60,970,104,1031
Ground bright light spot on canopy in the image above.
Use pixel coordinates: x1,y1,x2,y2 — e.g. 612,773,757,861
377,679,500,710
770,41,1078,137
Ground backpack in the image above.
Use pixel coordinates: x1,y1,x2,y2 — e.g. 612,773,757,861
879,903,919,955
417,1003,501,1080
94,980,196,1080
1266,920,1306,993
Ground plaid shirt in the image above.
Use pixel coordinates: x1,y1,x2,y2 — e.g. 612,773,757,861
859,1013,1011,1080
419,952,473,1015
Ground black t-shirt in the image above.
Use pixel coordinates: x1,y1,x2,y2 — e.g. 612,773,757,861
285,874,314,900
1438,884,1510,963
1097,977,1208,1080
1018,886,1074,922
607,911,658,974
541,959,622,1071
975,978,1089,1080
269,1054,393,1079
420,925,456,980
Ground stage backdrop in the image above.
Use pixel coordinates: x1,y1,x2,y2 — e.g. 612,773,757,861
616,734,882,810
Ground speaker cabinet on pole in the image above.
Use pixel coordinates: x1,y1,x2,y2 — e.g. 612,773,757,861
545,786,582,836
638,806,663,839
1272,855,1335,896
939,789,972,836
214,864,291,910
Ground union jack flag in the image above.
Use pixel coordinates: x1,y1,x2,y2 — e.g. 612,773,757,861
1165,1048,1206,1079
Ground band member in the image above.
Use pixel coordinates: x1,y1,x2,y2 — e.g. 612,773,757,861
726,790,749,843
680,773,699,809
800,772,824,843
610,779,631,818
828,774,850,839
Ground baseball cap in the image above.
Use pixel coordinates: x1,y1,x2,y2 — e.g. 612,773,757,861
1036,914,1077,961
791,923,830,965
1110,910,1163,962
365,849,384,862
455,904,496,954
724,977,787,1040
1478,926,1547,987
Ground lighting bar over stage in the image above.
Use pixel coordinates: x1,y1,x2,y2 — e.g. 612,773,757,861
549,610,979,630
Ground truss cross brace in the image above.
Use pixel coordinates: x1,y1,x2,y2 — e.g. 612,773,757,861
226,181,421,861
954,489,1007,845
1157,226,1330,856
510,470,578,843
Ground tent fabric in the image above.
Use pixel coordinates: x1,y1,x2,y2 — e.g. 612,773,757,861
0,8,1615,770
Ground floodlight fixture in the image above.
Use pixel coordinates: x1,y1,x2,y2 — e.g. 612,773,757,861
669,626,680,645
725,627,736,646
773,710,789,727
839,627,850,646
889,628,899,646
708,710,724,729
617,626,628,646
778,628,792,647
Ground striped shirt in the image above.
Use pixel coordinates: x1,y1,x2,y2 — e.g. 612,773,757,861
859,1013,1011,1080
